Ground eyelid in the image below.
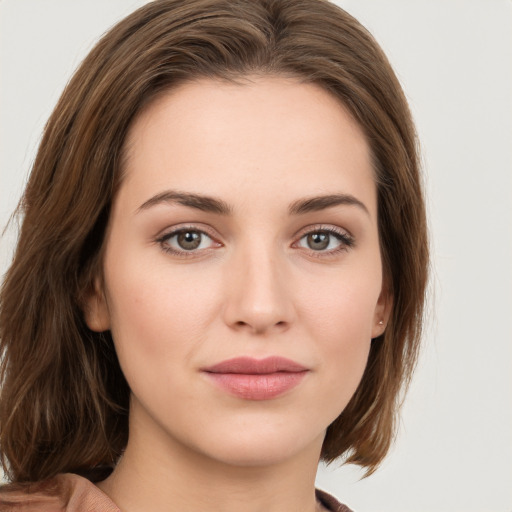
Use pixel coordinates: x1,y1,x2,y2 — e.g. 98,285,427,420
293,223,354,242
292,224,355,255
155,223,223,257
155,222,219,241
154,222,354,259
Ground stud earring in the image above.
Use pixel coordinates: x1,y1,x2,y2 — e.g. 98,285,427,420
378,320,384,325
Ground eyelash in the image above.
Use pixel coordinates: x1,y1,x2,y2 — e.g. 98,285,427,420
156,225,220,258
294,225,355,258
156,224,355,258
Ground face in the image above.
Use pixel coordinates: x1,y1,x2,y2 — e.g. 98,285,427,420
86,76,390,468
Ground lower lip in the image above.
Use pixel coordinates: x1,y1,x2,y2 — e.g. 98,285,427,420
204,372,307,400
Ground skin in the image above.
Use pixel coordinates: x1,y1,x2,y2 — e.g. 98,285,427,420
86,76,390,512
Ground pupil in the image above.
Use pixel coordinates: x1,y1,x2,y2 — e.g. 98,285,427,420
178,231,201,250
307,232,329,250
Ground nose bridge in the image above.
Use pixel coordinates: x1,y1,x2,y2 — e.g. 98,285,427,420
223,236,293,334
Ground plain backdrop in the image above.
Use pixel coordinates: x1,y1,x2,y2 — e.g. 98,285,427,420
1,1,511,511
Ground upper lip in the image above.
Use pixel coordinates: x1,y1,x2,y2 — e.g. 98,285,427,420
202,356,308,374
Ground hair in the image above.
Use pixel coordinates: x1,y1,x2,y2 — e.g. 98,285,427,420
0,0,428,483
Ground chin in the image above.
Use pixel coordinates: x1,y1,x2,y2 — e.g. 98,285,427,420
193,424,326,468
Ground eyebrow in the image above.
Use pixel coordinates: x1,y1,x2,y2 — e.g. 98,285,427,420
137,190,369,216
137,191,232,215
288,194,369,216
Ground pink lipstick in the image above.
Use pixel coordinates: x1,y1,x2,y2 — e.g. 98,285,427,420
202,356,308,400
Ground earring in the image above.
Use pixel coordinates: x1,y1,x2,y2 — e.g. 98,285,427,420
378,320,384,325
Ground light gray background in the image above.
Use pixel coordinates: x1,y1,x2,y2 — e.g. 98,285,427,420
1,1,511,511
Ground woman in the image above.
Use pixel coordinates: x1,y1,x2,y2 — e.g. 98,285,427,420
0,1,428,511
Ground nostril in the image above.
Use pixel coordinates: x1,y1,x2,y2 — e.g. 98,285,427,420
231,319,288,333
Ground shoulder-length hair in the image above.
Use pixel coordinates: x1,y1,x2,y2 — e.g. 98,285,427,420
0,0,428,482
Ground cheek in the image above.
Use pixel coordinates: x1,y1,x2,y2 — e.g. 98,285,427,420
299,267,381,343
103,258,221,375
297,270,380,403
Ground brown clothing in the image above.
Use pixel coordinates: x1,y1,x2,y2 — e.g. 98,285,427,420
0,473,353,512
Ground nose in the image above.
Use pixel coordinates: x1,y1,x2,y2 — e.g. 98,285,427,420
222,244,295,335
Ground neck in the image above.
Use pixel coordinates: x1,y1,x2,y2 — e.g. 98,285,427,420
98,408,325,512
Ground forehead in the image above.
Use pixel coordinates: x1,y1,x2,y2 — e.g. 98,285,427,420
120,76,376,215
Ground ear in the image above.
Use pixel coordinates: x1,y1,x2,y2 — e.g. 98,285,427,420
83,277,111,332
371,282,393,339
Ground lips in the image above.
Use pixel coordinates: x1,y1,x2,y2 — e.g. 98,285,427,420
202,356,309,400
204,356,308,374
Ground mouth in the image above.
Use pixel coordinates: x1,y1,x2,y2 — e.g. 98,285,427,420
201,356,309,400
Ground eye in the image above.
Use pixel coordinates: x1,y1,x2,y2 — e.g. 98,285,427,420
295,227,354,254
157,227,220,255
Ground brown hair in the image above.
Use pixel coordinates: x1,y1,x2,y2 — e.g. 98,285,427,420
0,0,428,482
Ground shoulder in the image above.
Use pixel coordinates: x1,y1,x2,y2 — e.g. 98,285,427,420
316,488,354,512
0,474,120,512
1,477,350,512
